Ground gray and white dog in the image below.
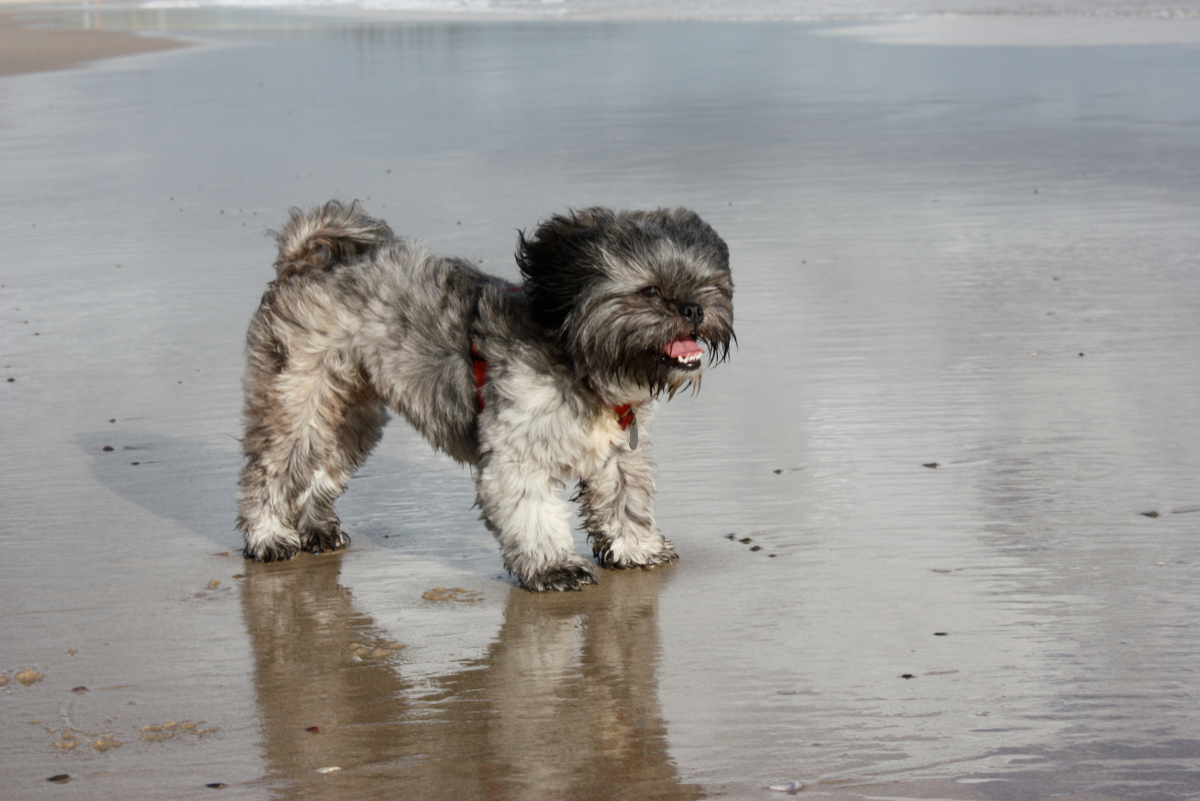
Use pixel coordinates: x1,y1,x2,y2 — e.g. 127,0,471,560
237,200,734,591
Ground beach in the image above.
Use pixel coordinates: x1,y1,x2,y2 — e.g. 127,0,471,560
2,4,1199,799
0,5,185,76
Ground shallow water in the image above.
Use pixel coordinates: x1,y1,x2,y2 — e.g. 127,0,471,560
2,11,1199,800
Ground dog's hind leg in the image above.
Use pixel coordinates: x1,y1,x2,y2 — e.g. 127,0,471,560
238,327,303,561
293,375,387,554
579,438,678,570
238,325,383,560
237,436,304,562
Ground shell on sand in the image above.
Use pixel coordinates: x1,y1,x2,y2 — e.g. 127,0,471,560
15,669,44,686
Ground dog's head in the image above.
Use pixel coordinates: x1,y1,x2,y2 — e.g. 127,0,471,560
517,207,734,399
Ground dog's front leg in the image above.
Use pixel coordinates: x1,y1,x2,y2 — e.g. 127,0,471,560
476,456,598,592
580,439,678,570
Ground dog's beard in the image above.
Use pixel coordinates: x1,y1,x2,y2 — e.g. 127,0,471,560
565,295,734,402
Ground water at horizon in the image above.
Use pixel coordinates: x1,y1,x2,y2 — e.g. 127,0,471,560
135,0,1200,19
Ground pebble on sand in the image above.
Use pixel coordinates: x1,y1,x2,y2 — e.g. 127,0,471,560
767,780,805,792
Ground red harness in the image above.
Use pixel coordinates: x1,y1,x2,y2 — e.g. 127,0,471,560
471,344,489,409
470,345,636,431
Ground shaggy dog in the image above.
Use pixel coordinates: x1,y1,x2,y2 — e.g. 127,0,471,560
237,201,734,591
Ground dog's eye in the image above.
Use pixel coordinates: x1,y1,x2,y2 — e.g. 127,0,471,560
640,286,661,299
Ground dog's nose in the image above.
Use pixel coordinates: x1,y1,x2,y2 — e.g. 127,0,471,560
678,302,704,325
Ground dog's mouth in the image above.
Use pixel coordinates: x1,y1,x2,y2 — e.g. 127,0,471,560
662,337,704,371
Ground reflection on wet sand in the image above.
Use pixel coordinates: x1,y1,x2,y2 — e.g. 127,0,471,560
240,555,702,800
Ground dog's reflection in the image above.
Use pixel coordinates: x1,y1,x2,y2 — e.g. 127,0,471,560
240,555,703,800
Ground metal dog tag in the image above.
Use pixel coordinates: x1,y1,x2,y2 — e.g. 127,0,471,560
629,420,638,449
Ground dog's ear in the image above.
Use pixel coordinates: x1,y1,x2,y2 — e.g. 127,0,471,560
516,209,611,331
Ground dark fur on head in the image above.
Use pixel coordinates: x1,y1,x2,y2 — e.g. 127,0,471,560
517,207,734,397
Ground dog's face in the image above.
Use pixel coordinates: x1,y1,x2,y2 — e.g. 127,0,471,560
517,207,734,398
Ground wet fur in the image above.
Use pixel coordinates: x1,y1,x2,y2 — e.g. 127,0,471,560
237,200,734,591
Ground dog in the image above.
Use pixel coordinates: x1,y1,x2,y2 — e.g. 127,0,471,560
237,200,734,591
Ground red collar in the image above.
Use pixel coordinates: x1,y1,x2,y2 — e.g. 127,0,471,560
471,345,638,429
608,402,637,431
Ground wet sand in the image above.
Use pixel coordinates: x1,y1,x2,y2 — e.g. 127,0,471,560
2,8,1199,800
0,6,186,77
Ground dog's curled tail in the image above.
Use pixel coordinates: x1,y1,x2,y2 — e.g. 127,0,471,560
271,200,394,280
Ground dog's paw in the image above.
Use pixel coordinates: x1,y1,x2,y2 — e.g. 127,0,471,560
243,540,301,562
593,535,679,570
301,524,350,555
520,558,599,592
241,518,303,562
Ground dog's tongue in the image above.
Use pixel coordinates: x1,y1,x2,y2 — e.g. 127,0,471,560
663,337,704,360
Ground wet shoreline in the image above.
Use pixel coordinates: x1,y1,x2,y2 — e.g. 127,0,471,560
2,8,1199,799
